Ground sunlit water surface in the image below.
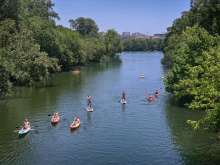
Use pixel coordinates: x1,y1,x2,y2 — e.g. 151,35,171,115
1,52,220,165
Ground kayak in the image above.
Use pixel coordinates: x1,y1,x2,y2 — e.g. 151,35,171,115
120,99,127,104
147,96,155,102
139,74,145,78
70,120,80,130
72,70,80,75
18,127,31,136
51,116,60,124
87,107,94,112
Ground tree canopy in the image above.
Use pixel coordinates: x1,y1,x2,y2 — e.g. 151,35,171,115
69,17,99,36
0,0,122,98
122,38,163,51
163,0,220,131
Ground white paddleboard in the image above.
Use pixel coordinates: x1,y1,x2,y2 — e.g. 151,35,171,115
87,107,94,112
120,99,127,104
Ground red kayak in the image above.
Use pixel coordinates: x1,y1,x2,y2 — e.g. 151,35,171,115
147,96,156,102
70,118,80,130
51,113,60,124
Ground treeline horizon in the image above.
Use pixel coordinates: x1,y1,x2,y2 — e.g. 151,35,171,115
122,38,164,51
0,0,123,98
162,0,220,131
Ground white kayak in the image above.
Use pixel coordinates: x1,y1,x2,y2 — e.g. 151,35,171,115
120,99,127,104
18,127,31,136
139,74,145,78
87,107,94,112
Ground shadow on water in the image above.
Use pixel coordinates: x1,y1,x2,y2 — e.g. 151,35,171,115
165,98,220,165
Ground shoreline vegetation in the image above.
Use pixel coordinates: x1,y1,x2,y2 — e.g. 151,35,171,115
162,0,220,131
0,0,123,98
0,0,164,99
122,38,164,52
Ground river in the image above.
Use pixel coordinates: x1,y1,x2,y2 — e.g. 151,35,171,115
0,52,220,165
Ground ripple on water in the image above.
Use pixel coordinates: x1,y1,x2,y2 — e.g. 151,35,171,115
0,52,186,165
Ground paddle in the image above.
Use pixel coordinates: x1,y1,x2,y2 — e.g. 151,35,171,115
48,112,65,117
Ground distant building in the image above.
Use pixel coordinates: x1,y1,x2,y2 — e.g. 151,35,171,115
121,32,165,39
131,32,148,39
121,32,131,39
153,33,166,39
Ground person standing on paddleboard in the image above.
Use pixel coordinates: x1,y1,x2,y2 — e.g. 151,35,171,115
121,91,126,100
87,95,92,108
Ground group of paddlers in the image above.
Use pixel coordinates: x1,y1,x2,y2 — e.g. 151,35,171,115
19,89,160,135
120,89,160,103
50,112,80,130
146,90,160,102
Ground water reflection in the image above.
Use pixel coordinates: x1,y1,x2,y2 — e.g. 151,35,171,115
3,52,218,165
165,98,220,165
86,112,92,123
121,104,126,112
0,57,121,164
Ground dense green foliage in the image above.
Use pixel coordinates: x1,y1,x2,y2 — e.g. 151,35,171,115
0,0,122,97
122,38,163,51
163,0,220,130
69,17,99,37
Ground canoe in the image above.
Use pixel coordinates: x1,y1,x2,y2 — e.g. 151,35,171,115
70,121,80,130
18,127,31,136
87,107,94,112
51,116,60,124
120,99,127,104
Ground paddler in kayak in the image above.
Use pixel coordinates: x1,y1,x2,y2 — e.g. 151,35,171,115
147,95,156,102
52,112,59,119
51,112,60,124
145,91,156,102
74,117,80,124
23,118,30,129
70,117,80,129
154,90,160,98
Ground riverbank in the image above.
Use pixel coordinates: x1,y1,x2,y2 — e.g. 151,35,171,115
162,0,220,131
0,0,122,98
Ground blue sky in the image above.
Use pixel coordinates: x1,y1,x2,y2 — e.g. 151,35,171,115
53,0,190,35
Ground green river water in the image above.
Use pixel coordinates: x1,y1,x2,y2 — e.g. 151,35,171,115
0,52,220,165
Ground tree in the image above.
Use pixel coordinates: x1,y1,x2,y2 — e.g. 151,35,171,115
123,38,163,51
163,0,220,131
0,0,122,97
104,29,122,56
69,17,99,36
